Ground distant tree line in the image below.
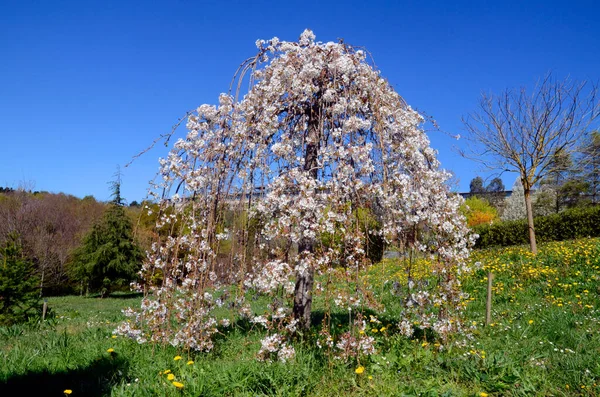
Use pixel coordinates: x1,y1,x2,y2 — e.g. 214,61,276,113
0,183,151,303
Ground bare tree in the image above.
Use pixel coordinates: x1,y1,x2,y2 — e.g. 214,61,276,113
0,191,105,295
462,74,600,253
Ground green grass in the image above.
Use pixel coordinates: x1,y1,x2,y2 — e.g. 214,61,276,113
2,239,600,396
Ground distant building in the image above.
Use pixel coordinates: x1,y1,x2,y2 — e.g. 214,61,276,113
459,191,513,199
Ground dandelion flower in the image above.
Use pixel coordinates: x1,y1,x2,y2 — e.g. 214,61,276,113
355,366,365,374
528,320,534,325
111,335,117,339
479,393,488,397
187,360,194,365
172,381,184,389
164,369,171,374
174,355,182,361
107,348,115,353
167,374,175,381
64,390,72,395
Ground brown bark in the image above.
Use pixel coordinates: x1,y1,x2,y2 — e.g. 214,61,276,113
523,186,538,254
293,243,315,330
293,103,320,331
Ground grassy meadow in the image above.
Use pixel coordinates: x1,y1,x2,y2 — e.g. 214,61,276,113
2,238,600,396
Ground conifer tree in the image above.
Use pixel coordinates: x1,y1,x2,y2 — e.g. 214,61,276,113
70,173,142,297
580,131,600,204
0,233,40,325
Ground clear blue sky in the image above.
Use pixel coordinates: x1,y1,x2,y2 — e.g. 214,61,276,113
1,0,599,202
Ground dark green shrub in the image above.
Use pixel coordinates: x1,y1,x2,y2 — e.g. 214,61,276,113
473,206,600,248
0,234,41,325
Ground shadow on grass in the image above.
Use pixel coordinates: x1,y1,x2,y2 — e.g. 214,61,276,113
1,355,129,396
82,291,144,300
230,308,395,338
108,291,144,299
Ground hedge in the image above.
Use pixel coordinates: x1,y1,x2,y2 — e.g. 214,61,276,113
472,205,600,249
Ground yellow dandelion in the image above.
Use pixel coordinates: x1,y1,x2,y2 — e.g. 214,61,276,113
421,341,428,347
164,369,171,374
479,393,488,397
106,348,115,353
64,390,73,395
187,360,194,365
528,320,534,325
167,373,175,381
380,326,386,332
371,328,378,333
111,335,117,339
172,381,184,389
355,366,365,374
174,355,182,361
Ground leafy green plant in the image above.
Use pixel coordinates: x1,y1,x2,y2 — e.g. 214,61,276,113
461,196,499,227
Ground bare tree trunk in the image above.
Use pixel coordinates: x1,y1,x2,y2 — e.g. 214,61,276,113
293,104,320,331
523,187,538,254
39,268,44,298
293,240,315,330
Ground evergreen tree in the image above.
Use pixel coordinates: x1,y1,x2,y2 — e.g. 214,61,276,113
558,179,590,208
0,234,40,325
544,149,574,212
580,131,600,205
469,176,485,195
485,177,505,193
484,177,506,214
70,174,142,297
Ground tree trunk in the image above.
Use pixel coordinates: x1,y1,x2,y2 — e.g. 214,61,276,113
293,240,315,331
523,186,538,254
293,103,320,331
39,269,45,298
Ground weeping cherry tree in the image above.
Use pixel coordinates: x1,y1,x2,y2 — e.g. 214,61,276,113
117,30,474,362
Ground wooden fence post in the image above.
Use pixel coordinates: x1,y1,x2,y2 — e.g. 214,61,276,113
485,272,493,325
42,298,48,321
